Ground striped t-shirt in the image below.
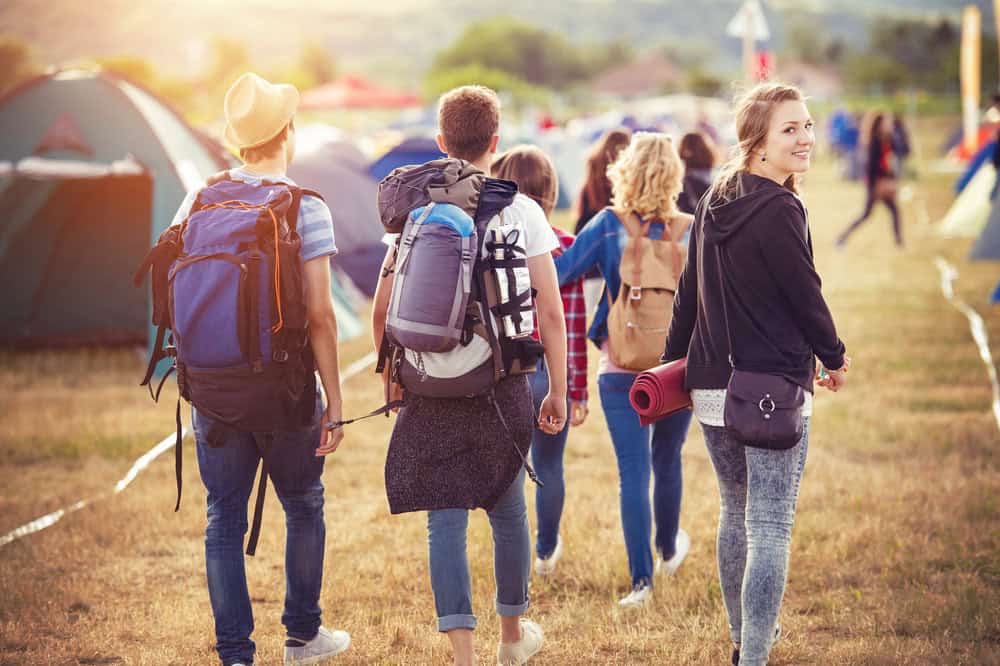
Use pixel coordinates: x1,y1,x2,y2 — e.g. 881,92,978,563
168,168,338,262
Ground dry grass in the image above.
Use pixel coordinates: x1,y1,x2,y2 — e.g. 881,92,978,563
1,119,999,665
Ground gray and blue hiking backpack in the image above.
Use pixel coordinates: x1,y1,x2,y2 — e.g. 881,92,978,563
377,158,543,400
134,171,323,554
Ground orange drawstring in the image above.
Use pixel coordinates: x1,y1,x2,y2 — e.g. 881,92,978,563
196,197,287,334
268,207,283,333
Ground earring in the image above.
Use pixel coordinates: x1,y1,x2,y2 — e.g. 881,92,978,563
761,153,767,162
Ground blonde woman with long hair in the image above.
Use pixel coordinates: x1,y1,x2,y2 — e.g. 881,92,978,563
664,83,849,665
554,133,694,607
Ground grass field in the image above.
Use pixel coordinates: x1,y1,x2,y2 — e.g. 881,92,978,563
1,119,999,665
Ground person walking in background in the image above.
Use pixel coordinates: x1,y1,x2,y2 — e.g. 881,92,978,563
663,82,850,666
491,145,589,577
574,128,632,313
836,110,903,247
574,128,632,235
554,132,694,607
678,131,718,215
372,86,568,666
168,73,351,666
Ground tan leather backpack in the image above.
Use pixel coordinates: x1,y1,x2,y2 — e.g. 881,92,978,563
607,211,691,371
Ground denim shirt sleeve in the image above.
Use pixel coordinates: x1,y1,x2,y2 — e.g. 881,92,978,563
554,210,607,286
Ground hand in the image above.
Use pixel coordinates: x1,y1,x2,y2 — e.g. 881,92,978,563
569,400,588,426
538,393,567,435
316,404,344,456
817,356,850,393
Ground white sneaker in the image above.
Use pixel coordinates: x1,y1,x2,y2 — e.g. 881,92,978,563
657,528,690,577
284,626,351,664
534,538,563,576
617,581,652,608
497,618,544,665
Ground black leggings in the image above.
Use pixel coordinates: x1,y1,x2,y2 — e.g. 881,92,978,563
839,184,902,246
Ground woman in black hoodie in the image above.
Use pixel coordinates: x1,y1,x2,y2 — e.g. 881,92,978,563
663,83,850,666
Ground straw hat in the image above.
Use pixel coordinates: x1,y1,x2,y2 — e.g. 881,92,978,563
223,73,299,150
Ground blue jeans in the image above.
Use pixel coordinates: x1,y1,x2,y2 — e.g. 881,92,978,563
597,372,692,587
427,468,531,632
528,359,570,559
702,419,810,666
193,399,326,666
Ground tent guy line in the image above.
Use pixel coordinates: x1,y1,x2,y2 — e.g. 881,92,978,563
934,257,1000,432
0,351,379,550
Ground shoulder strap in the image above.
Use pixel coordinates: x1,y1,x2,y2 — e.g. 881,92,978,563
623,211,651,291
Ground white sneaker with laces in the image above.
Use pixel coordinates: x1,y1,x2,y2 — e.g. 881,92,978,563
496,618,544,665
534,538,563,576
283,626,351,664
657,528,690,577
617,580,652,607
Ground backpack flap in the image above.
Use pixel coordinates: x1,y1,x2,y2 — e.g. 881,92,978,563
377,158,485,233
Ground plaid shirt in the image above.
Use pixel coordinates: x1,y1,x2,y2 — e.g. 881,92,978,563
551,227,589,403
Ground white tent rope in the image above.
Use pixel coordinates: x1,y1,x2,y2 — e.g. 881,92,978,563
934,257,1000,432
0,351,378,549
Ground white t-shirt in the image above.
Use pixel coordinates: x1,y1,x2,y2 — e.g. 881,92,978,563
381,193,558,257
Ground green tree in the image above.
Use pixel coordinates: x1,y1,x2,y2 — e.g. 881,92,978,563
0,36,40,96
784,19,825,65
686,67,724,97
206,36,251,89
424,63,550,107
94,56,157,88
431,17,587,89
298,42,337,87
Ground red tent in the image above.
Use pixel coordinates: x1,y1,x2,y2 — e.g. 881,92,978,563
300,75,422,110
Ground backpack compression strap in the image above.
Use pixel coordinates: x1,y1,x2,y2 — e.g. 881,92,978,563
246,441,270,557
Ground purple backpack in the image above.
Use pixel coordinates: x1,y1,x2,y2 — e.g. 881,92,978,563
134,172,323,555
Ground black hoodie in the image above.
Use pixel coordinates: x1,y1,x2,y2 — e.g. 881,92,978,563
663,172,846,392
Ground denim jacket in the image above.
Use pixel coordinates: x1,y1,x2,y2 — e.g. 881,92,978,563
554,207,688,348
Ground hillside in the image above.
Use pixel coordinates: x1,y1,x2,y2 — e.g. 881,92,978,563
0,0,989,81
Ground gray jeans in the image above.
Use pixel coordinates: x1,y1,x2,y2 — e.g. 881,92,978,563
701,419,810,666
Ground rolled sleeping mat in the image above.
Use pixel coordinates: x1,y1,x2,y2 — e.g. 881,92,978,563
629,358,692,427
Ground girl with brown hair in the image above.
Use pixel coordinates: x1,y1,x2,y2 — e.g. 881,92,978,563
491,145,589,578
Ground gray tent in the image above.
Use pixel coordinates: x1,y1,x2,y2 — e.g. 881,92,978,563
288,126,384,296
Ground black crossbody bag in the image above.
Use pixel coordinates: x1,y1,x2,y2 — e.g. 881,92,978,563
715,246,805,450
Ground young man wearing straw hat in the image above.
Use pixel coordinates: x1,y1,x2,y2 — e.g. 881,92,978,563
169,72,349,666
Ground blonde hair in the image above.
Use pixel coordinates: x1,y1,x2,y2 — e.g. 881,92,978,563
437,85,501,161
491,145,559,217
607,132,684,222
710,82,805,201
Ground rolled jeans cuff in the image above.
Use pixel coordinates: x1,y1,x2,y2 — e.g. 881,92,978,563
438,613,477,633
496,597,529,618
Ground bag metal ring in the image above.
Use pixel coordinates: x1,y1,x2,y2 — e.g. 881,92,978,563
758,397,776,413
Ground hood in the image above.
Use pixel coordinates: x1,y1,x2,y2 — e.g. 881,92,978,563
703,173,794,245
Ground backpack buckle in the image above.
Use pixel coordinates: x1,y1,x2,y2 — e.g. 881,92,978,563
629,286,642,300
165,345,177,358
272,350,289,363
